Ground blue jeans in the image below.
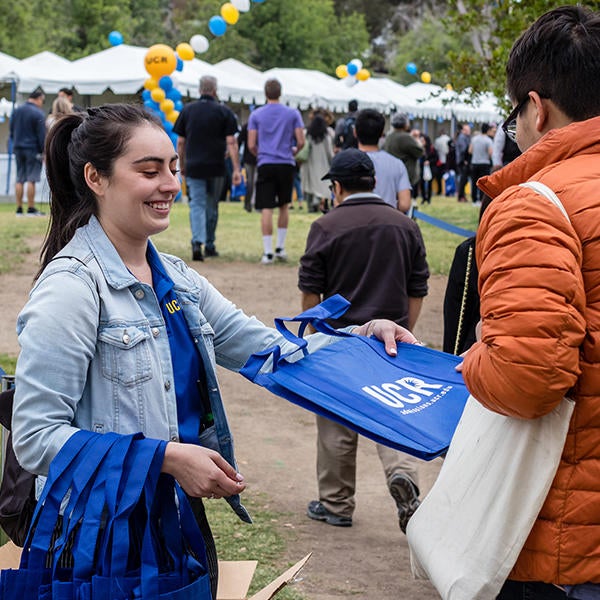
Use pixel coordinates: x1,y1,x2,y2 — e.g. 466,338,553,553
497,580,567,599
186,176,225,251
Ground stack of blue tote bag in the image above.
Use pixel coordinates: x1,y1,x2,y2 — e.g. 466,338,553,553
0,429,211,599
241,294,470,460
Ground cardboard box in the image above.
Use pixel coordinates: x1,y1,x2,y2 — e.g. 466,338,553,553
0,541,311,600
217,553,311,600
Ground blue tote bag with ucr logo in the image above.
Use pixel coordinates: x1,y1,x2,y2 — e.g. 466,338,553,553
240,295,470,460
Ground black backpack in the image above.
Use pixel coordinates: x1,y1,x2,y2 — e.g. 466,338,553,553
0,387,36,546
335,116,357,150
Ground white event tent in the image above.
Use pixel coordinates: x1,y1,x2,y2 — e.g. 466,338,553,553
0,46,503,123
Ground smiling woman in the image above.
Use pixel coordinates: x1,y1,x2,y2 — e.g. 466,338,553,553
10,103,418,599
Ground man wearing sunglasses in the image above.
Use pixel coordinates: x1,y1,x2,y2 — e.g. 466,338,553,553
460,6,600,599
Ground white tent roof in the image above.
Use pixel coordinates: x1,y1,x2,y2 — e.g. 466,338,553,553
175,57,263,103
0,47,503,123
0,52,20,81
1,51,73,93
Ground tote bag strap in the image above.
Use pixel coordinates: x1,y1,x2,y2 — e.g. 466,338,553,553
275,294,352,347
22,429,100,569
51,433,136,573
242,294,354,380
520,181,570,222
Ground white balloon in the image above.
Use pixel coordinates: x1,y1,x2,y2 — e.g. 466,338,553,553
349,58,363,71
344,75,357,87
231,0,251,11
190,34,210,54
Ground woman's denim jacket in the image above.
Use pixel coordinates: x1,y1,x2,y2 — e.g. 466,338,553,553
13,216,333,522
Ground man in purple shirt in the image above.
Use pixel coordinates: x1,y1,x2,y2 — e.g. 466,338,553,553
248,79,305,264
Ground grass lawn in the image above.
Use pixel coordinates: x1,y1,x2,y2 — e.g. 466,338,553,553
0,196,479,276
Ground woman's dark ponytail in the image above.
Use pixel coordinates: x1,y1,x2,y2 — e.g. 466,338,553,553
39,112,89,275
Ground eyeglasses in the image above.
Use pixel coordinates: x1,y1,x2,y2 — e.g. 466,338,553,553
329,182,335,193
502,96,530,142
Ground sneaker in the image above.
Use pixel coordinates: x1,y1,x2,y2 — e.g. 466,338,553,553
389,474,421,534
306,501,352,527
15,206,23,216
274,248,287,262
260,253,274,265
205,247,219,258
192,242,204,262
26,207,45,216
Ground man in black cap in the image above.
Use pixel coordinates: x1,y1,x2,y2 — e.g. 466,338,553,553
298,148,429,532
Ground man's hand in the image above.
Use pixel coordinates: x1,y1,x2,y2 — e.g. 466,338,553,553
232,169,242,186
354,319,420,357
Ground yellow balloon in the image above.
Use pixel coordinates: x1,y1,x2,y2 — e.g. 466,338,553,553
151,87,166,103
221,3,240,24
166,110,180,124
445,83,453,92
356,68,370,81
421,71,432,84
160,99,175,114
176,42,195,61
335,64,348,79
144,44,177,79
144,77,158,91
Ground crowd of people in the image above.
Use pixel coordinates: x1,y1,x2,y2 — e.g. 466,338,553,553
5,4,600,598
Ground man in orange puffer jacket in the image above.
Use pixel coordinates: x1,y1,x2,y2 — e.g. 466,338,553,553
461,6,600,599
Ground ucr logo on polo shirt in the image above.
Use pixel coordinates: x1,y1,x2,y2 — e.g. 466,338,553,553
362,377,452,414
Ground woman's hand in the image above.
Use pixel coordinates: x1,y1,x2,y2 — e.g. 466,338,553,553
354,319,420,357
162,442,246,499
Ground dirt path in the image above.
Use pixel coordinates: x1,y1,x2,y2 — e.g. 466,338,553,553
0,244,446,599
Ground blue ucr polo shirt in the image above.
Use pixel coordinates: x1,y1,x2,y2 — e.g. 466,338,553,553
147,245,209,443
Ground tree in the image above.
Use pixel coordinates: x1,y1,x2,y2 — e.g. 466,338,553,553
388,14,466,86
172,0,370,73
442,0,600,109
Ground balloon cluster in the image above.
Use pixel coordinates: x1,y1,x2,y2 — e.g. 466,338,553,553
188,0,265,55
405,62,432,84
335,58,370,87
141,44,192,147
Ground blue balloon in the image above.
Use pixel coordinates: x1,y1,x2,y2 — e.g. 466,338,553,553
108,30,123,46
406,62,418,75
176,56,184,72
174,100,184,112
159,75,173,92
346,62,358,76
208,16,227,36
141,89,151,102
167,88,182,102
252,0,265,3
163,121,174,134
144,99,160,112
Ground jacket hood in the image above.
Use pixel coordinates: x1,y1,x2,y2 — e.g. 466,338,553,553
478,115,600,199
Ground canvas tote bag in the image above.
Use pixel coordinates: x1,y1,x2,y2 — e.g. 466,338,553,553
406,181,576,599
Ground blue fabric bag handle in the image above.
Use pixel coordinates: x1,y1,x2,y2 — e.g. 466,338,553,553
23,430,109,570
241,294,354,379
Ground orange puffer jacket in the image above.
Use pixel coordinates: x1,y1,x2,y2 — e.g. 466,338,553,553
463,116,600,584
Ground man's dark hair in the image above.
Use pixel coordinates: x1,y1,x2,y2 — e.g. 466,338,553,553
59,87,74,97
481,123,490,135
336,176,376,193
264,78,282,100
506,5,600,121
348,99,358,113
29,89,44,100
355,109,385,146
